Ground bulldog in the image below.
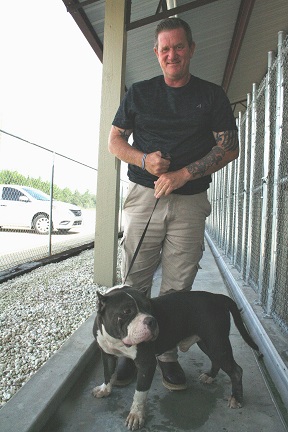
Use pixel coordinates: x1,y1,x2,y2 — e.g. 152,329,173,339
92,286,260,430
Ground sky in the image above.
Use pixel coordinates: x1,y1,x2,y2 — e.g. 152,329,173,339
0,0,104,192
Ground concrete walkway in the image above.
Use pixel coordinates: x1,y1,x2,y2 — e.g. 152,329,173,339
1,242,287,432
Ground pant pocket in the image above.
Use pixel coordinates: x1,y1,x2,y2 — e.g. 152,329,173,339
123,182,138,210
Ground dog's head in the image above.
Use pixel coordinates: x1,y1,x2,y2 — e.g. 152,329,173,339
96,286,159,346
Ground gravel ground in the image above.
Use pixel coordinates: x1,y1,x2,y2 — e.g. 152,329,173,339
0,247,121,408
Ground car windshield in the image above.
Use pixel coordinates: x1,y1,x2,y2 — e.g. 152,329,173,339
22,187,51,201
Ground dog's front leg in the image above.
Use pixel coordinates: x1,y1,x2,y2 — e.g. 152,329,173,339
126,355,157,430
92,351,117,398
126,390,148,431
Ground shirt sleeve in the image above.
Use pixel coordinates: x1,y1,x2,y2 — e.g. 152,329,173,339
210,86,237,132
112,86,135,130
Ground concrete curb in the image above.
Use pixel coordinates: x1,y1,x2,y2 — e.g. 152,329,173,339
0,312,99,432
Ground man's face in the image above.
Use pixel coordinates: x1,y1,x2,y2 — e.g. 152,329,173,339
154,27,195,85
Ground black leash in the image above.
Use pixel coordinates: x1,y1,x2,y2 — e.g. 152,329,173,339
123,198,159,284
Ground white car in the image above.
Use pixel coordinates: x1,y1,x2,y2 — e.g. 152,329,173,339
0,184,82,234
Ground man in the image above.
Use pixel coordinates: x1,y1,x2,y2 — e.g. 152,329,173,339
108,17,239,390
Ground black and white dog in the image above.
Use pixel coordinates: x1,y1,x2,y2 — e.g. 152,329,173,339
92,286,260,430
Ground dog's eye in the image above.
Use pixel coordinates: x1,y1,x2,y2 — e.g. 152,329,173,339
123,308,132,315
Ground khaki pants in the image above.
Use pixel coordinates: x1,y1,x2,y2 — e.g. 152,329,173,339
121,183,211,361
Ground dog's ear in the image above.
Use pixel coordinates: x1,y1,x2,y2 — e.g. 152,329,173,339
96,291,107,313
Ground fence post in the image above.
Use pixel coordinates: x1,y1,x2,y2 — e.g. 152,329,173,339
221,169,227,248
48,152,55,256
225,163,231,255
245,83,257,280
212,171,219,243
231,148,239,260
267,31,285,314
218,169,224,248
241,92,251,277
233,113,242,266
258,50,275,300
215,171,220,243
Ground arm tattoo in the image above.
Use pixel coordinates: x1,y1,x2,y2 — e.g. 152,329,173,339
119,129,130,142
186,130,238,179
186,147,225,178
214,130,239,152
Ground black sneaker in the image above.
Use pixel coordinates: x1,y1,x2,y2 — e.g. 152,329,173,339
157,360,187,390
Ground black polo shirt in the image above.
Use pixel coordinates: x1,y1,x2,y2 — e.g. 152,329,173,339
112,75,237,195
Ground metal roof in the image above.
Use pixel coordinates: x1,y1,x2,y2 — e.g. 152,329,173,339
63,0,288,114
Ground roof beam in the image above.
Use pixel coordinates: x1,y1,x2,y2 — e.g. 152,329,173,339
65,0,100,13
63,0,220,62
156,1,168,14
62,0,103,62
222,0,256,92
126,0,219,31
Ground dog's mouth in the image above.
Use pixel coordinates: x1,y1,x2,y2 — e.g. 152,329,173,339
123,342,132,348
121,313,159,346
122,332,156,346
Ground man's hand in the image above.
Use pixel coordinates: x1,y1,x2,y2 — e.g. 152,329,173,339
154,130,239,198
145,151,170,176
108,127,171,175
154,168,190,198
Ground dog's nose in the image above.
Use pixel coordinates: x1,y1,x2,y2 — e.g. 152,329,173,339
144,316,157,330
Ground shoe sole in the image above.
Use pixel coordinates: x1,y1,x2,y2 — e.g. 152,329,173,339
156,363,187,391
162,378,188,391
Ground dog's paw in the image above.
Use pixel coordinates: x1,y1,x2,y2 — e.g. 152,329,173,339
227,395,242,409
126,411,145,430
199,373,214,384
126,389,148,429
92,383,112,398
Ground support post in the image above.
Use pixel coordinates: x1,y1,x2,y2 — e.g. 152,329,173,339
94,0,127,286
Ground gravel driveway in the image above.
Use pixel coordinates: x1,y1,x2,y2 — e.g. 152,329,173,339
0,247,121,408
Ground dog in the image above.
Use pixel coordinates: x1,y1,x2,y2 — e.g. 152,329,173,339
92,286,260,430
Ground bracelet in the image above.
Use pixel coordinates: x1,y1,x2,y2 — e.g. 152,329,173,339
141,153,147,170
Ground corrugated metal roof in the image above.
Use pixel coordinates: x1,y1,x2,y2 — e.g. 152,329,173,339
125,0,241,88
84,0,105,40
66,0,288,114
228,0,288,104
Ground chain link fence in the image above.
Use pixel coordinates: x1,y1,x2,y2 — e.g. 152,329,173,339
206,31,288,335
0,131,128,273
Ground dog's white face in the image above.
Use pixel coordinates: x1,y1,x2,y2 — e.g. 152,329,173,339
122,313,158,345
96,286,159,348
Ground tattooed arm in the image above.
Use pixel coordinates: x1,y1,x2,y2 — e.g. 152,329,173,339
154,130,239,198
186,130,239,178
108,125,170,176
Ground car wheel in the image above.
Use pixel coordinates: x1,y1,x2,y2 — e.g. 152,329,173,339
33,214,50,234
